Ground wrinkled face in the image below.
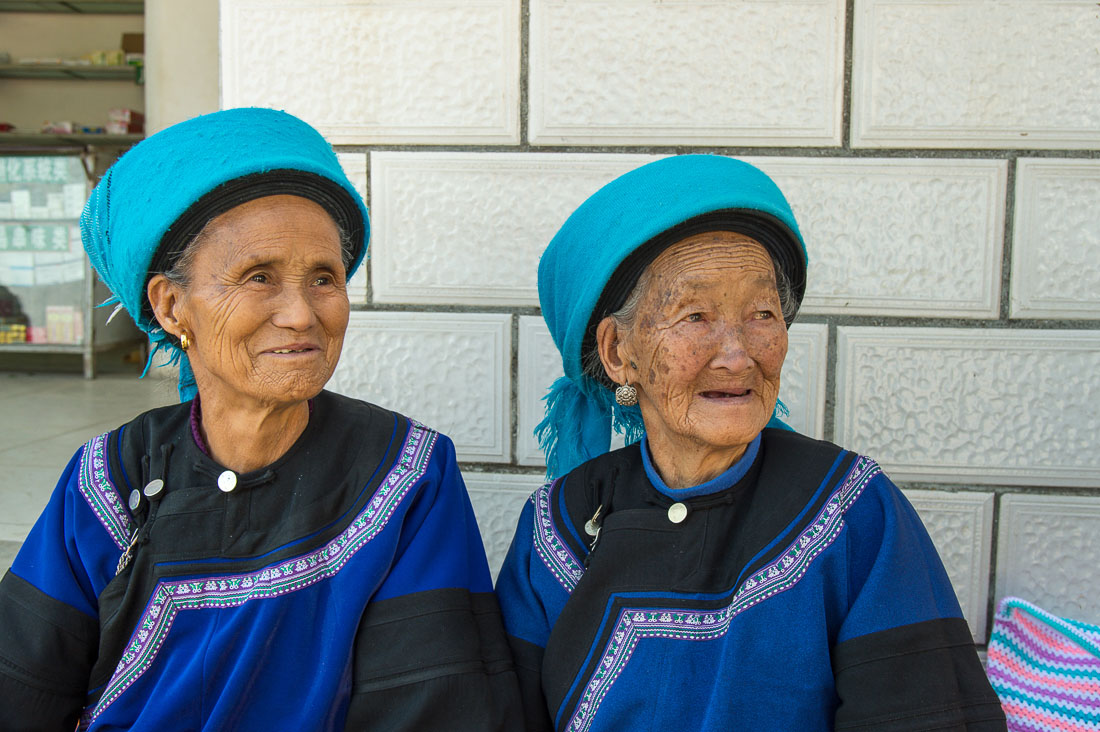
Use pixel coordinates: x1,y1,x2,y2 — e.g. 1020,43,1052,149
152,195,350,409
607,232,788,456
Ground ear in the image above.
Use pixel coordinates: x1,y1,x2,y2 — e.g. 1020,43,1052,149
596,316,635,386
146,274,187,338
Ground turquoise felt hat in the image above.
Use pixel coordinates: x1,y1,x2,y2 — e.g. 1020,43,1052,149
536,154,808,478
80,107,370,401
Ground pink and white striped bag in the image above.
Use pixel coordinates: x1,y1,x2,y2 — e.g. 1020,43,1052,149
987,596,1100,731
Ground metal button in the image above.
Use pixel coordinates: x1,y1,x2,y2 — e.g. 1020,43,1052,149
584,505,603,537
128,489,141,512
143,478,164,498
667,502,688,524
217,470,237,493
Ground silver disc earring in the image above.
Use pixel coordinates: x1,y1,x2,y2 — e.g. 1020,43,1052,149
615,383,638,406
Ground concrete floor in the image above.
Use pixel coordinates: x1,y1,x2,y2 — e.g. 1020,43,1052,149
0,371,177,571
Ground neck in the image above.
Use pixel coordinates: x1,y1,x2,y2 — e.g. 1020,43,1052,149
645,434,747,490
195,393,311,473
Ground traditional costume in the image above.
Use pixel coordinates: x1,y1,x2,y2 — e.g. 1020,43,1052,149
0,108,521,731
495,155,1005,731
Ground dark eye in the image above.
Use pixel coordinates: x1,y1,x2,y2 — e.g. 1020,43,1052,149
686,312,704,322
314,275,332,286
754,309,775,320
249,273,268,284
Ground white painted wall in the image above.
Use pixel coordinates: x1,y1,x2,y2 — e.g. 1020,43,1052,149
144,0,219,134
214,0,1100,637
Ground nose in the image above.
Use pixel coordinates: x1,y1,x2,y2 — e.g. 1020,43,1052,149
270,283,317,331
710,324,754,372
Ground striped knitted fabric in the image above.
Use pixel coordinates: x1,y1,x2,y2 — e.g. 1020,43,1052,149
987,596,1100,731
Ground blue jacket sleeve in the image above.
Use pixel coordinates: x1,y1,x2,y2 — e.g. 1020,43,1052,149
0,435,128,731
344,429,523,731
495,481,582,732
832,467,1006,730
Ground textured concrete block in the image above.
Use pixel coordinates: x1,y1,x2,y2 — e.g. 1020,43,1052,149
852,0,1100,148
749,157,1006,318
517,316,562,467
1011,159,1100,318
371,153,1003,316
529,0,844,145
836,327,1100,487
781,323,828,439
370,153,654,305
221,0,520,144
518,318,828,467
336,152,369,304
465,472,545,580
904,489,994,641
996,494,1100,624
327,312,511,462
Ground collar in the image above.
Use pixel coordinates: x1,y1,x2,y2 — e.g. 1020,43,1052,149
641,433,762,500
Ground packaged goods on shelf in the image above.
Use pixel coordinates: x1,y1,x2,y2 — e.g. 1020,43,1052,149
106,108,144,134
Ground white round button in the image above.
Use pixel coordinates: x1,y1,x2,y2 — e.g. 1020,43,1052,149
217,470,238,493
667,502,688,524
143,478,164,498
128,489,141,511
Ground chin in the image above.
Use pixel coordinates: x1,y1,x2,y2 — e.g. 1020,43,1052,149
257,371,329,404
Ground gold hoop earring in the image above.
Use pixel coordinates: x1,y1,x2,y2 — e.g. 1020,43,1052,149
615,383,638,407
179,332,191,351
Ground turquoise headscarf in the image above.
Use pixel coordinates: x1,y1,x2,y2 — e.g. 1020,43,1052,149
80,107,370,401
536,155,808,478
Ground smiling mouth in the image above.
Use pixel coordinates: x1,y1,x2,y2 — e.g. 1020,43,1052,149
700,389,751,399
269,347,317,354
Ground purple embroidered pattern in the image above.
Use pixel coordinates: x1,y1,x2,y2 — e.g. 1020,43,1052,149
81,421,438,726
565,456,882,732
77,432,133,550
532,479,585,592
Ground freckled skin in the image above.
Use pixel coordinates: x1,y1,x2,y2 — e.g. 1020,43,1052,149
146,195,350,471
597,232,788,489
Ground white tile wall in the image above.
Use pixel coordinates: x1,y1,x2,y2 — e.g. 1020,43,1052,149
207,0,1100,648
327,312,512,462
1011,159,1100,318
370,153,656,305
370,153,1005,316
749,158,1006,318
518,318,829,467
465,472,545,581
852,0,1100,149
336,152,369,304
836,328,1100,487
996,494,1100,625
221,0,520,144
529,0,844,145
517,316,563,466
780,323,828,439
904,489,994,641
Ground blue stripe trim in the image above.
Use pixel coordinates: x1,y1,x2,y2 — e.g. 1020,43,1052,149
640,434,761,499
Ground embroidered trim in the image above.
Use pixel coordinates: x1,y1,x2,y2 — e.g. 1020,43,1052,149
532,480,585,592
82,421,438,727
565,455,882,732
77,432,133,551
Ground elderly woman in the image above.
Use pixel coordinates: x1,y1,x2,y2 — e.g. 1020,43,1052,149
0,109,520,731
496,155,1005,731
